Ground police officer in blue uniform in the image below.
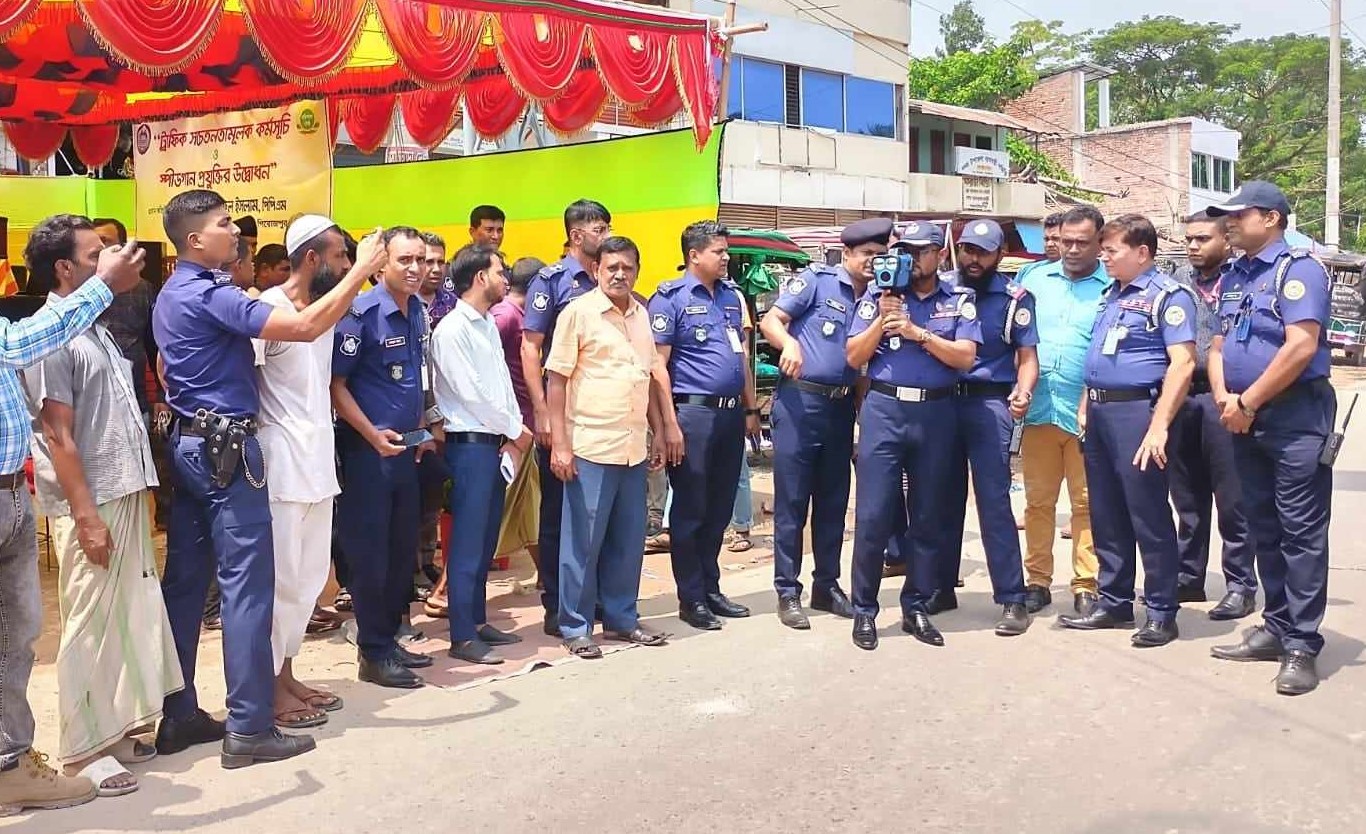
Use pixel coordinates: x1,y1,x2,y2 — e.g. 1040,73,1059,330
153,190,383,767
521,199,612,636
759,218,886,630
332,226,441,690
650,220,762,631
937,219,1036,635
1206,181,1336,696
1059,214,1197,648
846,222,982,650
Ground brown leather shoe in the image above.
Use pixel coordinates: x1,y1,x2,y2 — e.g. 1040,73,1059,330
0,749,96,816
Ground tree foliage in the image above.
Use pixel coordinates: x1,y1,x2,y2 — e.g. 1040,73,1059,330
909,35,1037,111
938,0,990,57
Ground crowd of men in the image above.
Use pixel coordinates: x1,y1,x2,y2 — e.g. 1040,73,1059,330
0,178,1337,817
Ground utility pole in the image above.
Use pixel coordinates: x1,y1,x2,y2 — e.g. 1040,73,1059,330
716,1,767,114
1327,0,1342,247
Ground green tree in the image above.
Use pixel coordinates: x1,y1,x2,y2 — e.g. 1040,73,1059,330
938,0,990,57
910,35,1036,110
1086,16,1235,123
1010,19,1084,71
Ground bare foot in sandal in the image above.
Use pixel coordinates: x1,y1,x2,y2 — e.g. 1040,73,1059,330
273,695,328,730
729,531,752,552
66,755,137,798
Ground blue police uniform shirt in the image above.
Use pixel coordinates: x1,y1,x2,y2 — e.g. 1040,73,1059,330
953,271,1039,384
648,273,747,397
771,264,859,386
1217,240,1332,393
1083,267,1197,390
332,281,426,434
152,260,273,418
522,256,593,357
847,279,984,389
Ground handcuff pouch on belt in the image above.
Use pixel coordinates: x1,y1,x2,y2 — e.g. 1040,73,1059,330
192,409,263,489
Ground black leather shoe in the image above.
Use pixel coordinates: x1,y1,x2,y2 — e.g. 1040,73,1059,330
1024,585,1052,614
705,592,750,618
1176,585,1208,603
449,639,505,665
1073,591,1099,617
1275,650,1319,696
359,655,425,687
1211,625,1283,662
543,611,559,637
478,624,524,646
679,602,722,631
156,709,227,756
924,589,959,615
881,561,906,578
994,603,1031,636
1131,618,1179,648
777,595,810,630
221,728,316,769
1058,608,1134,630
392,644,433,668
852,614,878,650
810,586,854,619
901,611,945,646
1208,591,1257,621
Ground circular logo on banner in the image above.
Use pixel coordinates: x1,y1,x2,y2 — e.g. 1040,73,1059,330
973,222,989,235
135,124,152,156
858,300,876,320
1164,305,1187,327
532,292,550,311
786,277,807,295
1014,307,1032,327
340,334,360,356
651,313,669,333
960,301,977,321
1283,279,1307,301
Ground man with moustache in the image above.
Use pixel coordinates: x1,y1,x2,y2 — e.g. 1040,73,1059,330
414,232,452,603
1166,211,1257,619
331,227,441,689
255,215,383,727
469,205,506,251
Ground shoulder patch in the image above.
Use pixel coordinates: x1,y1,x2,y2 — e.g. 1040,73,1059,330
531,291,550,311
340,333,361,356
1282,279,1306,301
1013,307,1032,327
1163,304,1187,327
651,313,670,333
959,301,978,321
785,276,807,295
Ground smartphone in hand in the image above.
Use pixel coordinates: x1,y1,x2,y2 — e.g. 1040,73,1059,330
400,429,433,448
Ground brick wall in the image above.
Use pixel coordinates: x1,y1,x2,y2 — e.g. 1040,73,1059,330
1005,71,1080,135
1073,124,1190,235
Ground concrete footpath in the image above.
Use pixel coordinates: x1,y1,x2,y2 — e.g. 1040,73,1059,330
11,380,1366,833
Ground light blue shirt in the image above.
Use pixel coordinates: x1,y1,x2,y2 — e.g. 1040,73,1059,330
1019,260,1111,435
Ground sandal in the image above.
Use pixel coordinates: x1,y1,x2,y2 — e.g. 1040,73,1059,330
562,636,603,659
303,691,343,712
606,626,670,646
423,600,449,618
77,756,138,798
306,608,342,635
334,589,353,612
274,705,328,729
107,737,157,765
728,531,753,553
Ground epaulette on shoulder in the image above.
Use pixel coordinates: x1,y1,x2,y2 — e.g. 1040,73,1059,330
654,279,682,295
948,282,975,295
810,263,837,276
1004,280,1028,300
538,263,567,281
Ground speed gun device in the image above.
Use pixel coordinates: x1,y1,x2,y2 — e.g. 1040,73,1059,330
872,253,913,293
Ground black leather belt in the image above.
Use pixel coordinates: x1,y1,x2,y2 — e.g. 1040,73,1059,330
449,431,503,446
785,378,852,399
0,472,22,491
956,381,1013,398
674,394,741,409
868,381,954,402
174,412,257,437
1244,377,1332,409
1086,387,1153,404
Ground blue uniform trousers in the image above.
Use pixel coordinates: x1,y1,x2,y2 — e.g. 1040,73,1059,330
940,396,1028,604
161,429,275,734
667,404,745,604
770,382,854,597
537,445,563,615
445,440,507,642
1232,382,1334,655
1167,392,1257,594
1082,399,1180,622
850,392,956,617
336,432,420,661
559,459,648,637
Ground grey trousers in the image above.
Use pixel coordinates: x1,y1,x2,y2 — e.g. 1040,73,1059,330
0,486,39,767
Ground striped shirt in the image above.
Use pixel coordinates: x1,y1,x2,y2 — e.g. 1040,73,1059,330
0,278,113,475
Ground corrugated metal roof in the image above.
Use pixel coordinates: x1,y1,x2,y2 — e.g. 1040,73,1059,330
907,100,1037,133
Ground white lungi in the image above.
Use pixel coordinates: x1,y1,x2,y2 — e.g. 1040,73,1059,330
270,499,335,671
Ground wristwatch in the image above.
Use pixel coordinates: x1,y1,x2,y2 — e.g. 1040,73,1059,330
745,408,760,416
914,327,930,344
1235,396,1256,418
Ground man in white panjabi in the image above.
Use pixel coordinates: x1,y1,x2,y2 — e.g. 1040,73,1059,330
253,215,362,728
22,214,181,798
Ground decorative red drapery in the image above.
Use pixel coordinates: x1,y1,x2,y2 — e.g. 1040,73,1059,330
68,123,119,167
0,0,720,149
2,120,65,160
398,89,463,149
337,94,395,155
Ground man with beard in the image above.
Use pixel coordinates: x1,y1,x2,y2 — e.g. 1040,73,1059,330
255,215,383,726
935,220,1037,635
331,227,440,689
521,200,612,636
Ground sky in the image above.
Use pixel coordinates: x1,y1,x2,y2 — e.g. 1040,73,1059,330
906,0,1366,56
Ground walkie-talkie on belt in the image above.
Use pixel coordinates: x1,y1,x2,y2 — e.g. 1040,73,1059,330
1320,392,1357,467
1009,418,1025,455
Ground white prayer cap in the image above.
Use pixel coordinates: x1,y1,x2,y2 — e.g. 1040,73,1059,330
285,214,338,256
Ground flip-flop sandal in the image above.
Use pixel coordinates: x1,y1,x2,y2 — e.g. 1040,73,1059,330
563,636,603,659
607,627,670,646
77,756,138,798
304,692,344,712
108,737,157,765
306,614,342,635
275,707,328,729
728,534,753,553
334,590,353,612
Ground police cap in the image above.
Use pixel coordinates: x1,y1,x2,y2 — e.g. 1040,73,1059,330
1205,180,1291,219
840,217,894,249
958,219,1004,252
891,220,945,250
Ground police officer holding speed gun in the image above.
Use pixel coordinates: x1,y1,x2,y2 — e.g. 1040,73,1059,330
1206,181,1336,696
938,219,1037,636
759,218,887,630
1059,214,1197,648
846,222,981,651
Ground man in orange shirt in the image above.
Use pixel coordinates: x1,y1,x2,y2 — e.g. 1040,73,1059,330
546,237,681,658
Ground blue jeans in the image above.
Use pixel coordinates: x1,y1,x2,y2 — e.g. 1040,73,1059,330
558,459,648,638
0,486,39,767
445,440,505,642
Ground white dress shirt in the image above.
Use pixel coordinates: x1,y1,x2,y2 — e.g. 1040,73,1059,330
431,299,523,439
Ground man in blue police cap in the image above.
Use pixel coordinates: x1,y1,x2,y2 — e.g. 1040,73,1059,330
759,218,886,629
153,190,384,768
846,220,981,650
1206,180,1336,695
936,218,1036,635
1059,214,1197,648
650,220,762,631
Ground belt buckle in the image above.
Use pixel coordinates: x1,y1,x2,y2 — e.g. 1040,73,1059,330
896,386,925,403
723,397,738,409
1087,389,1099,403
833,386,848,399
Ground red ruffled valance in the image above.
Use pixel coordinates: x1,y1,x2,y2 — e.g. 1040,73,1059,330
399,89,462,149
2,119,65,160
69,123,119,167
338,94,395,155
